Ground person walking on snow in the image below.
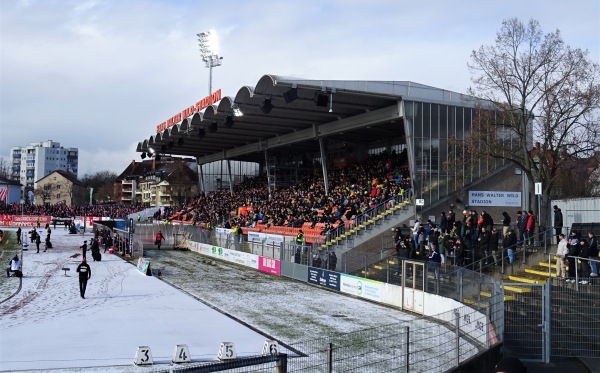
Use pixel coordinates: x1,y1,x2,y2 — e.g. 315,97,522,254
80,240,88,259
76,258,91,298
155,231,165,250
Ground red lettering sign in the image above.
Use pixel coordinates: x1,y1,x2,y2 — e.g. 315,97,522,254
156,89,222,133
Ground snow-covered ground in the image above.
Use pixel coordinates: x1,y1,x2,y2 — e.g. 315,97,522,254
0,227,475,372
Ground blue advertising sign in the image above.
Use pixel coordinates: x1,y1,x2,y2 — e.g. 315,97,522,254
307,267,340,291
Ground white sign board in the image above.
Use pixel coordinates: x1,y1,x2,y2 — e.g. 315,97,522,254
535,182,542,195
416,199,425,206
468,191,521,207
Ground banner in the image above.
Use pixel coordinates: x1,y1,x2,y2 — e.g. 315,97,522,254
307,267,340,290
0,215,52,227
340,274,383,302
258,256,281,276
468,191,521,207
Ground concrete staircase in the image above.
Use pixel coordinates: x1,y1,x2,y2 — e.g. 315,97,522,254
316,200,414,269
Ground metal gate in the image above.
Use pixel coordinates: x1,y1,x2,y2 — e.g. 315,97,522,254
502,282,550,363
401,260,426,315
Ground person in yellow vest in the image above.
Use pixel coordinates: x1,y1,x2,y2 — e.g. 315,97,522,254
137,214,141,222
296,230,305,246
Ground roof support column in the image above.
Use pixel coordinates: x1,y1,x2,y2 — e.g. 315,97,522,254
318,137,329,196
264,151,271,197
227,160,233,195
196,158,205,195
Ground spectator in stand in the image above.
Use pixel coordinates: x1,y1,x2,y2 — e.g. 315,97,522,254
501,212,511,236
516,211,526,246
482,210,493,232
478,226,491,265
16,227,21,244
578,239,591,285
327,251,337,271
411,218,421,244
553,205,563,244
439,212,447,234
555,234,568,280
312,254,322,268
453,238,466,268
588,232,598,277
504,228,517,264
566,232,580,283
526,210,536,246
489,228,500,265
428,246,441,279
447,209,455,234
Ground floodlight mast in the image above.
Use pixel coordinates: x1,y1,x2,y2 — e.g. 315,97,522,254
197,30,223,95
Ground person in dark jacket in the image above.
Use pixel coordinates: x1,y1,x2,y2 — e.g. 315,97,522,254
578,239,591,284
588,232,598,277
489,228,500,265
76,258,92,298
566,232,580,282
428,247,442,279
453,238,466,268
35,232,41,253
478,226,491,264
439,212,448,234
16,227,22,244
80,240,88,259
553,205,563,244
504,229,517,264
327,251,337,271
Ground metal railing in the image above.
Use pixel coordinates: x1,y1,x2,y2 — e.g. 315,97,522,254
283,300,503,372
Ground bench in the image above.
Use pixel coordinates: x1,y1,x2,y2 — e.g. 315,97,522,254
62,267,70,276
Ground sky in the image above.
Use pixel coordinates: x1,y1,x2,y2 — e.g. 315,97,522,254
0,0,598,177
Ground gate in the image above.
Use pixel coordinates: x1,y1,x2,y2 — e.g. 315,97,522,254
401,260,426,315
502,282,550,363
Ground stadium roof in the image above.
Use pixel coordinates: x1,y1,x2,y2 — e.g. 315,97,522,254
136,75,472,164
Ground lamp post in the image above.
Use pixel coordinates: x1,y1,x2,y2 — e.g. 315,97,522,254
197,30,223,95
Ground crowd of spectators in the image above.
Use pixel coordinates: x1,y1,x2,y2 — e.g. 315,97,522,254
172,150,412,234
0,203,139,220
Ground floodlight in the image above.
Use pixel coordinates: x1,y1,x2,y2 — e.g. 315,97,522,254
232,103,243,117
260,98,273,114
148,147,155,155
314,91,329,107
283,86,298,103
197,30,223,94
140,152,147,159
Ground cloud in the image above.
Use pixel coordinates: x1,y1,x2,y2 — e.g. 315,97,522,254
1,0,598,178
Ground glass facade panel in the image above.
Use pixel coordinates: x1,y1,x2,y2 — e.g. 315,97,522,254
413,102,422,139
431,104,439,138
423,103,431,138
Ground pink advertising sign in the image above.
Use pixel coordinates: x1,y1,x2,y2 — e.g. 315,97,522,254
258,256,281,276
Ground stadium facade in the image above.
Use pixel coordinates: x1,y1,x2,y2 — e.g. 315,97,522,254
136,75,499,207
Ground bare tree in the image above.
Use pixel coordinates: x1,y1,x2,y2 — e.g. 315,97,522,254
466,18,600,230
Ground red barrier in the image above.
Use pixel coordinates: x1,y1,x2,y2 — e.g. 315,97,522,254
0,215,52,227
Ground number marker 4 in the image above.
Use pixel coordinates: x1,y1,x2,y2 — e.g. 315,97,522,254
217,342,237,360
134,346,153,365
262,340,279,356
172,344,192,363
